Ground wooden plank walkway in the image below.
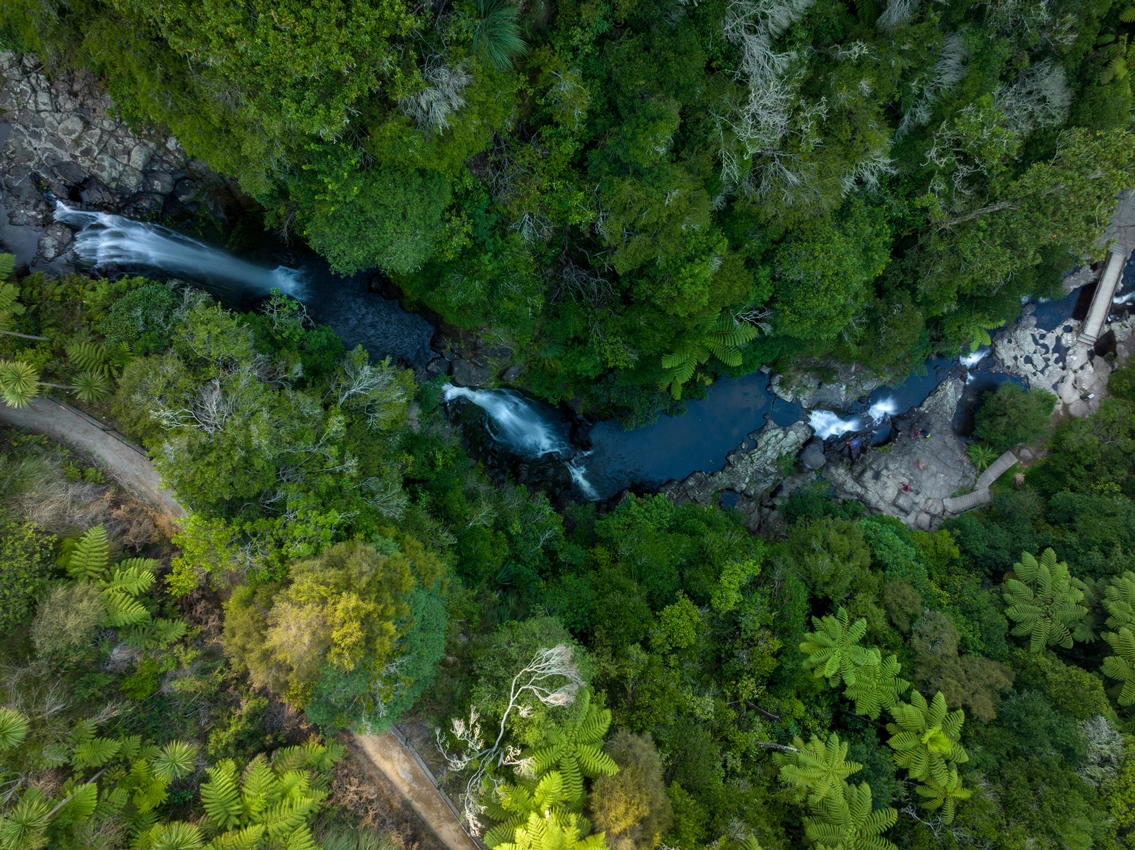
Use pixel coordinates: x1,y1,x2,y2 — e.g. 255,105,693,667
1080,248,1129,347
975,450,1018,491
943,487,991,514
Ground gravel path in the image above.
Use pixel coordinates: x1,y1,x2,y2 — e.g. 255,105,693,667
0,396,184,518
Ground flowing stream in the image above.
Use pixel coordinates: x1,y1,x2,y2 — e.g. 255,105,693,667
54,203,435,365
57,204,307,300
47,205,1114,503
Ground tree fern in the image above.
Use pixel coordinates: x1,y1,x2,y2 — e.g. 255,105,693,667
843,653,910,719
799,608,873,686
0,280,26,331
201,761,245,830
0,708,29,751
101,559,158,595
913,767,972,824
495,810,605,850
661,312,761,399
1074,576,1109,643
485,772,576,848
62,526,110,582
885,691,968,785
1102,627,1135,706
103,590,151,627
773,733,862,806
528,688,617,805
128,759,170,814
125,617,188,650
802,782,897,850
71,736,123,768
0,254,14,281
1104,571,1135,631
55,777,99,823
1002,548,1087,652
64,340,107,373
240,757,280,819
206,824,264,850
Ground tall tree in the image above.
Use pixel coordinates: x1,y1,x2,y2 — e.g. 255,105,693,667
802,782,898,850
800,608,873,687
885,691,969,785
1002,549,1089,652
774,733,863,807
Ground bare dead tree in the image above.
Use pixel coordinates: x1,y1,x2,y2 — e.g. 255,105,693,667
436,645,584,835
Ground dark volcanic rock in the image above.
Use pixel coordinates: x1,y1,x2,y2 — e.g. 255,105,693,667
452,358,492,387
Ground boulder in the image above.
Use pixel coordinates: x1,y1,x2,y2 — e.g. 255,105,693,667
799,439,827,470
172,178,200,203
37,222,72,261
451,358,492,388
143,170,176,195
425,358,450,378
501,365,523,382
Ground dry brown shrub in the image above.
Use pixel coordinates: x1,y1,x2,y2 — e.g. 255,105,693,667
331,740,436,850
177,585,225,642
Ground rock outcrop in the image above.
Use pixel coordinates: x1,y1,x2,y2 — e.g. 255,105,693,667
992,313,1134,419
1,51,232,270
659,420,813,530
769,362,885,410
823,377,976,529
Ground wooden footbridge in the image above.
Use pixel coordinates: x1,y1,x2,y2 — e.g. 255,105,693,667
942,450,1018,514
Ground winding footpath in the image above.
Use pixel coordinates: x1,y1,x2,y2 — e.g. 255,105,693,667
0,396,479,850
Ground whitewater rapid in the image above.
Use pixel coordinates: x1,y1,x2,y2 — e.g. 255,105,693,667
54,202,305,299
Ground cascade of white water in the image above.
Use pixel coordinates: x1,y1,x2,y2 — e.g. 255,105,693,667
442,385,600,499
54,203,304,298
866,396,897,421
808,410,862,439
808,395,896,439
959,348,989,368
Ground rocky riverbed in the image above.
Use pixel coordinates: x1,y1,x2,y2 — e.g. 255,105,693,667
658,276,1135,533
1,51,237,270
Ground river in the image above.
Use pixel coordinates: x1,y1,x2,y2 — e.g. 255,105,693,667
14,205,1133,502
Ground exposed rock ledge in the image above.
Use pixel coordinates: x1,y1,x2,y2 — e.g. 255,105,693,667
1,51,236,269
822,377,976,531
659,420,813,529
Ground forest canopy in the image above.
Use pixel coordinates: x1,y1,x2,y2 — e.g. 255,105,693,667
5,0,1135,419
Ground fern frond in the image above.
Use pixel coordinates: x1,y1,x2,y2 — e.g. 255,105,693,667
201,761,244,830
64,525,110,582
65,341,107,372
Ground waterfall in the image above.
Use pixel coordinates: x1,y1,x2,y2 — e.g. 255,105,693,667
959,348,989,368
867,396,897,421
54,203,304,300
442,385,600,499
809,397,896,439
809,410,863,439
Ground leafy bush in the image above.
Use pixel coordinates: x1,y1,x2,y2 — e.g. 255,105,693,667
98,282,177,356
974,383,1057,452
0,515,54,632
304,167,452,275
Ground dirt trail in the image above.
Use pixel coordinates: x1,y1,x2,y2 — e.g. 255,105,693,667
0,395,478,850
354,732,480,850
0,397,184,518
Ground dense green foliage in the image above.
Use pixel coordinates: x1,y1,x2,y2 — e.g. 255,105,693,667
974,383,1058,453
5,0,1135,418
4,0,1135,837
